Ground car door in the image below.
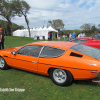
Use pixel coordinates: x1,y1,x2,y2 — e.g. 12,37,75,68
9,45,43,72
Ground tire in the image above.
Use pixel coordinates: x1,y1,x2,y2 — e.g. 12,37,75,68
0,56,8,70
49,68,73,86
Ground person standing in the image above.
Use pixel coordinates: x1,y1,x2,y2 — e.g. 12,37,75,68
80,30,86,38
94,31,100,40
0,28,4,50
67,33,69,41
72,32,76,39
48,32,50,41
58,32,61,41
63,34,65,41
50,32,52,41
69,33,72,40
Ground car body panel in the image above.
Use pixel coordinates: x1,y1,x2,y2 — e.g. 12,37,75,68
9,54,38,72
0,41,100,80
69,37,100,49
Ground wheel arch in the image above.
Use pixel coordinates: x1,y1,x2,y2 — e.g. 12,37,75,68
48,67,74,79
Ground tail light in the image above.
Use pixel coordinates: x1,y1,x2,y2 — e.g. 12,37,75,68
91,71,97,75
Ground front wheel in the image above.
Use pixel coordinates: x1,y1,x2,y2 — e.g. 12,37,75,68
0,56,8,70
49,68,73,86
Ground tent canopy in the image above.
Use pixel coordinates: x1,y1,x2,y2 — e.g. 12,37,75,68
13,26,58,40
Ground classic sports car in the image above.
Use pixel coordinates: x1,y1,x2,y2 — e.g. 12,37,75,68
0,41,100,86
69,37,100,49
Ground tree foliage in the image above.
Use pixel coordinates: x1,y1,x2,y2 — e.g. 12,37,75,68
0,19,24,35
0,0,16,35
98,24,100,32
12,0,31,37
80,23,98,34
0,0,30,36
48,19,64,31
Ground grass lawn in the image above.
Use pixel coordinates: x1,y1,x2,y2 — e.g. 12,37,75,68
0,36,100,100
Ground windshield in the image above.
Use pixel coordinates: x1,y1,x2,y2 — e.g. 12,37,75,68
70,44,100,59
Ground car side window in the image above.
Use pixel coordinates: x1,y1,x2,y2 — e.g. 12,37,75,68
16,45,43,57
40,46,66,58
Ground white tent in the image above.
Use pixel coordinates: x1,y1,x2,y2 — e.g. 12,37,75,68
13,29,25,37
13,26,58,40
48,26,58,32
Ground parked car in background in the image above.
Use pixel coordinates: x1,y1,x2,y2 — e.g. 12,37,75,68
0,41,100,86
69,37,100,49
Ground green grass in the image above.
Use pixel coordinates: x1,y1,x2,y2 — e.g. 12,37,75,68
0,36,100,100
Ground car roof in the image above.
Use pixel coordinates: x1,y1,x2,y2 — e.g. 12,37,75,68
27,41,77,49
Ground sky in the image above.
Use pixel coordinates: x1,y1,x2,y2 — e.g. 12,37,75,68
4,0,100,30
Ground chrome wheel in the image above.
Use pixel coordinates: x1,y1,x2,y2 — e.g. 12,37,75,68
50,68,73,86
53,69,67,83
0,57,5,68
0,57,7,70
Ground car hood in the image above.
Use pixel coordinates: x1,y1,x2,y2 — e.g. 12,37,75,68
0,46,21,53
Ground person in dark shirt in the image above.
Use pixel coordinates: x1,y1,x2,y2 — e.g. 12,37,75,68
50,32,52,41
94,31,100,40
0,28,4,49
67,33,69,41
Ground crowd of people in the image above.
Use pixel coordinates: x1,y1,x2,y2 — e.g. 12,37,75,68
49,30,100,41
57,30,86,41
47,30,100,41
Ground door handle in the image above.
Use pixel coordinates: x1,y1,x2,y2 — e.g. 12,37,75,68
32,61,37,64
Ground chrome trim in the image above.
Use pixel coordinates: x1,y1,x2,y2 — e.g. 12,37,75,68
32,61,37,64
39,46,66,58
38,46,45,57
88,63,97,66
92,79,100,83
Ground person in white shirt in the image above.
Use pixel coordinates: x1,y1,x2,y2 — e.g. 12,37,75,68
80,30,86,38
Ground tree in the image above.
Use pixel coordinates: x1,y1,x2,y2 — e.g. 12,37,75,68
91,25,97,33
98,24,100,32
12,0,31,37
48,19,64,31
0,0,16,36
80,23,95,34
0,19,24,35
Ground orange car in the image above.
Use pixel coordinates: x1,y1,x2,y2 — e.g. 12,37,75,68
0,41,100,86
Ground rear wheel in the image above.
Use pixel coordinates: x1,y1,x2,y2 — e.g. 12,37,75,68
0,57,8,70
49,68,73,86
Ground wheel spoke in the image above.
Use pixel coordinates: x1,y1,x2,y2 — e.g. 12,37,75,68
0,58,5,68
53,69,67,83
55,72,59,77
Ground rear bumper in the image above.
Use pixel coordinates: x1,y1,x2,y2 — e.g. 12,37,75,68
92,79,100,83
91,71,100,83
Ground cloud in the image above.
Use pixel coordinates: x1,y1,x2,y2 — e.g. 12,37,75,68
24,0,61,10
10,0,100,30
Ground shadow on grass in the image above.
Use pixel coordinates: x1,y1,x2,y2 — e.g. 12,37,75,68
8,66,50,78
72,80,99,87
6,66,100,87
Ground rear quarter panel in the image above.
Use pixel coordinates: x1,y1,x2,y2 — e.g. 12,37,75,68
38,49,100,80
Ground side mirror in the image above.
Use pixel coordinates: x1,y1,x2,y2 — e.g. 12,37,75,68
12,51,16,55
